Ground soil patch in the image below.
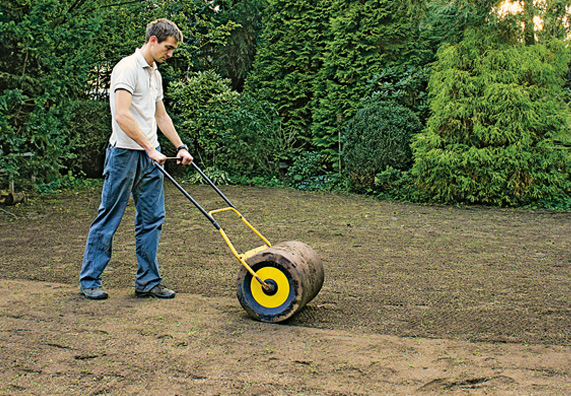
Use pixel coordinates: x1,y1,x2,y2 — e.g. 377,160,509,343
0,183,570,395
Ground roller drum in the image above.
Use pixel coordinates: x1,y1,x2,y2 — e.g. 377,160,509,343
236,241,324,323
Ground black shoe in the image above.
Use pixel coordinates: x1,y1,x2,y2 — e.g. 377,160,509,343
80,286,108,300
135,285,175,299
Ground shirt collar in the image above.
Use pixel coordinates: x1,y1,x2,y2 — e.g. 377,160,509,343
134,48,157,71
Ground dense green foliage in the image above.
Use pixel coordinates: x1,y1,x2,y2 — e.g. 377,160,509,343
311,0,429,157
0,0,235,190
246,0,430,161
411,27,571,206
167,70,240,161
245,0,330,142
363,66,431,123
209,0,267,91
342,101,422,189
167,71,293,179
0,0,105,188
1,0,570,209
214,93,297,178
420,0,503,46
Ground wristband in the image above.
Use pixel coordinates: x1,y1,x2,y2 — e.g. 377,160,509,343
177,144,189,152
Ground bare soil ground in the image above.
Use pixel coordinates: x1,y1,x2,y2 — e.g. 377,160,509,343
0,181,570,395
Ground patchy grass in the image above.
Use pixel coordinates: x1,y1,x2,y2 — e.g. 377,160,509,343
0,183,570,395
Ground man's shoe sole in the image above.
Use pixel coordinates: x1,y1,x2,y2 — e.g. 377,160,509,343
135,291,175,299
80,290,108,300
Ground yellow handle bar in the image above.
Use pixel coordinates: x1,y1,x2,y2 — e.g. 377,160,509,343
209,207,272,288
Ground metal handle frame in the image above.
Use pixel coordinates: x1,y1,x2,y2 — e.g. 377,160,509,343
155,160,272,289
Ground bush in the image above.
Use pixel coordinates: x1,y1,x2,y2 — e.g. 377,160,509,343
184,166,232,186
66,100,111,178
214,93,298,178
342,101,423,189
167,70,239,163
286,151,326,190
373,167,423,202
167,73,297,180
411,28,571,207
0,0,108,190
364,66,431,123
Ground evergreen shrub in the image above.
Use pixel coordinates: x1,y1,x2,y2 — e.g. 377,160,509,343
167,70,239,164
411,28,571,206
374,167,422,202
286,151,327,190
364,66,431,123
168,72,297,180
342,101,422,189
214,93,298,178
67,100,111,178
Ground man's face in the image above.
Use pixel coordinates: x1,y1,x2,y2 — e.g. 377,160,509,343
151,36,178,63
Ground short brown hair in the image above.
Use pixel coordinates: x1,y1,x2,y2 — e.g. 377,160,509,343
145,18,183,44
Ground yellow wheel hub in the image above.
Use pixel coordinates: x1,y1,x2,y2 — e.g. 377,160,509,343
250,267,290,308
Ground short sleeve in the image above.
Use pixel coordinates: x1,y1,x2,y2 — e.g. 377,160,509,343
155,71,164,103
112,58,137,95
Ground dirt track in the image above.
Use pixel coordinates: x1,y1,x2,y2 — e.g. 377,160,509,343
0,183,570,395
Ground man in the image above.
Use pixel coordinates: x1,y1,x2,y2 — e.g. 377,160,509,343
79,19,193,300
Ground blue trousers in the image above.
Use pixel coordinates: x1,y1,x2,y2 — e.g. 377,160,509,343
80,145,165,292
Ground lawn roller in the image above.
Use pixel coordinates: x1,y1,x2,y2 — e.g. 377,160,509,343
155,159,324,323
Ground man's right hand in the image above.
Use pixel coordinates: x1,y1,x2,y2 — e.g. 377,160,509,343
147,147,167,165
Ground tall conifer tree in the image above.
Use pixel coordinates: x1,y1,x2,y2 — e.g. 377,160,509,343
311,0,428,156
411,27,571,206
246,0,428,157
245,0,331,141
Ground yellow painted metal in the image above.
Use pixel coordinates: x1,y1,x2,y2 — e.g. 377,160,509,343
250,267,290,308
240,245,270,261
210,207,271,288
210,207,271,247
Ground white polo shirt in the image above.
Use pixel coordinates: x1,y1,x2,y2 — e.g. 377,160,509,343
109,49,164,150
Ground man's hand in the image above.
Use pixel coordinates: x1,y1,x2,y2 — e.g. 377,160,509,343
177,148,193,165
147,147,167,165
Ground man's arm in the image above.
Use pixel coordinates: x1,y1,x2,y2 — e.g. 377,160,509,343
155,100,193,165
115,89,167,164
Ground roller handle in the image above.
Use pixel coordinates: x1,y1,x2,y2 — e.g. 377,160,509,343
163,158,236,210
154,160,221,230
157,158,242,229
159,158,273,291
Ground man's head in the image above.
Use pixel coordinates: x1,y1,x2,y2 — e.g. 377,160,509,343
144,19,182,64
145,18,183,45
